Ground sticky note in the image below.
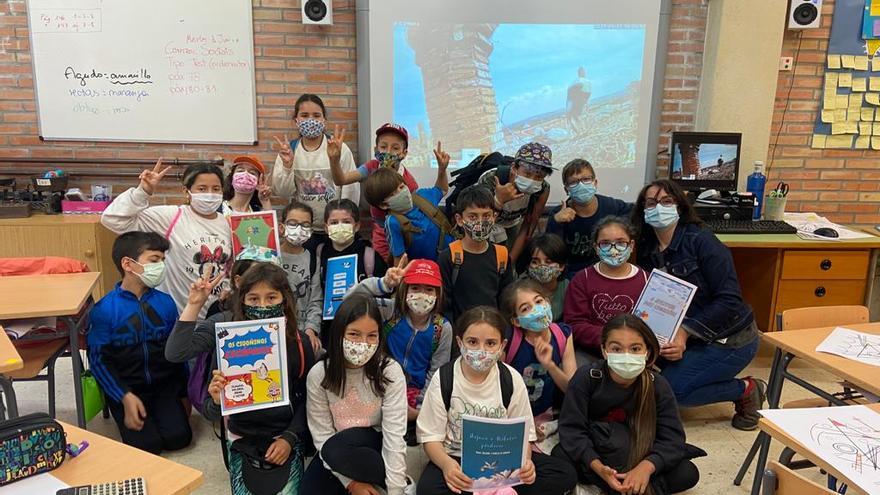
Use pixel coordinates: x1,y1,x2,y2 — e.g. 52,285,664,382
850,93,863,108
812,134,827,148
855,56,870,70
873,136,880,149
860,122,872,134
826,72,840,88
842,55,856,68
820,109,834,123
872,0,880,16
868,93,880,106
833,108,847,122
829,135,854,148
832,122,846,134
874,124,880,135
824,93,837,109
856,135,871,149
853,77,867,92
828,54,842,69
846,121,859,133
838,95,851,108
864,107,876,121
871,76,880,91
839,72,853,87
873,58,880,72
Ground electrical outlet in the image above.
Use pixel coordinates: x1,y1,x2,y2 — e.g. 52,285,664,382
779,56,793,71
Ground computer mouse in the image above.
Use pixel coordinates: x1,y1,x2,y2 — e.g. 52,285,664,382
813,227,839,238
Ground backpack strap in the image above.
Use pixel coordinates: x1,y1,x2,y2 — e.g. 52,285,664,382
549,323,568,356
164,207,184,240
390,212,417,249
449,240,464,287
494,244,509,276
505,329,523,365
382,316,400,338
411,194,457,252
498,361,513,410
440,361,455,411
364,246,375,278
496,163,512,185
430,314,444,354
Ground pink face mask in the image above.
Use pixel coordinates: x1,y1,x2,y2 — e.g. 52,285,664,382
232,171,258,193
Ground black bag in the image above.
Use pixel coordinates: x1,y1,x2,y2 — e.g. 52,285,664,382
0,413,67,486
445,152,513,218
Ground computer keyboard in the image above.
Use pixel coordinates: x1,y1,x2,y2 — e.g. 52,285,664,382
704,219,797,234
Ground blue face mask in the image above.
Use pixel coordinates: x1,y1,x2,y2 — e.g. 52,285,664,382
517,303,553,332
568,182,597,204
598,245,632,267
644,204,679,229
514,175,542,195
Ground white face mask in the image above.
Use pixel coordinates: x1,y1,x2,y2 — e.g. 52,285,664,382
342,338,378,367
189,192,223,215
328,223,355,244
405,292,436,316
284,225,312,246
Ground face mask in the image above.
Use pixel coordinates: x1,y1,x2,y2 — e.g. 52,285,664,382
231,171,258,194
327,223,355,244
605,352,647,380
462,219,494,242
406,292,436,316
386,187,413,212
284,225,312,246
598,245,632,268
644,204,679,229
517,303,553,333
514,175,542,195
244,303,284,320
374,151,401,170
131,260,166,288
342,338,378,367
460,346,499,373
297,118,325,139
568,182,597,204
189,192,223,215
528,264,561,284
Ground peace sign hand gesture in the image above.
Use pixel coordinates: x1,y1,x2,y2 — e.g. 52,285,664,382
382,254,410,291
139,158,172,196
256,174,272,208
187,265,225,307
326,125,346,165
273,134,294,169
433,141,450,171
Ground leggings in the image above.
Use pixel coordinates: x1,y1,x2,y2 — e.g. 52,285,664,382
301,427,387,494
417,451,577,495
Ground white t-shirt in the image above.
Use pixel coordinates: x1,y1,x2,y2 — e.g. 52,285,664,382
416,358,537,458
101,186,231,317
271,137,360,232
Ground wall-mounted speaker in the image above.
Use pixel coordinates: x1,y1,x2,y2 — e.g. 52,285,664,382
302,0,333,25
787,0,822,30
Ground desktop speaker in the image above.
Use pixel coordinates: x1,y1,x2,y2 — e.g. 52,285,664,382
787,0,822,30
302,0,333,25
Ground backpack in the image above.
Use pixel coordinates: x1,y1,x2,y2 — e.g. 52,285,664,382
187,349,215,416
439,360,513,411
444,151,548,219
318,243,376,283
448,239,508,287
389,194,459,254
504,323,568,365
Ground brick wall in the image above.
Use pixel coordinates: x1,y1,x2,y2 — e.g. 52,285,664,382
770,0,880,226
0,0,707,203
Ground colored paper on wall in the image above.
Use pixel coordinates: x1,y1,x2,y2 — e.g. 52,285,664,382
855,55,870,70
828,135,854,148
821,110,834,123
834,108,848,122
856,135,871,148
826,71,839,88
867,92,880,105
812,134,828,148
839,72,853,87
853,77,867,92
860,122,873,134
871,76,880,91
828,54,842,68
849,93,863,107
842,55,856,68
873,136,880,149
846,121,859,133
825,93,838,109
863,107,876,121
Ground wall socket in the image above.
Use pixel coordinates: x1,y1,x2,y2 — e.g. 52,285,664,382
779,56,793,71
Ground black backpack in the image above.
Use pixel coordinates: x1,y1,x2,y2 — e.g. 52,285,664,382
439,360,513,411
444,151,548,219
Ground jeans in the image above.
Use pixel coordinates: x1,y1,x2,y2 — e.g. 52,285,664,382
660,335,759,407
301,427,386,494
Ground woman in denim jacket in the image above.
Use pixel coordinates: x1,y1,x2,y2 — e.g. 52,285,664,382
631,179,765,431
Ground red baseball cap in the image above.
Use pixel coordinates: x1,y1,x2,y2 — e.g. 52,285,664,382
232,155,266,175
375,123,409,146
404,259,442,287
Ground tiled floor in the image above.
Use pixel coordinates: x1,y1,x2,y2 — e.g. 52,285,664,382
7,349,838,494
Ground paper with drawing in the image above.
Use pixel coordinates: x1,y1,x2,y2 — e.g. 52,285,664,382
816,327,880,367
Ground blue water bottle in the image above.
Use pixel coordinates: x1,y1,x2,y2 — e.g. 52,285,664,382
746,161,766,220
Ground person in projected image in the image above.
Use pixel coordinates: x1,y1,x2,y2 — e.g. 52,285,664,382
566,66,591,135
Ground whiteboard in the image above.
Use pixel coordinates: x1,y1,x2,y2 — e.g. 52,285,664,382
27,0,257,144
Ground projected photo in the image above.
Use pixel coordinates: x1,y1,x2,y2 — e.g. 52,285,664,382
671,143,738,181
393,23,646,170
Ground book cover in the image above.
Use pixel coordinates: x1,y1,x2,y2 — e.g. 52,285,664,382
322,253,358,320
215,317,289,415
229,210,281,263
460,415,528,490
632,268,697,344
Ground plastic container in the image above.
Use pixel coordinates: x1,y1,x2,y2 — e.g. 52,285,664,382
763,195,787,221
746,161,767,220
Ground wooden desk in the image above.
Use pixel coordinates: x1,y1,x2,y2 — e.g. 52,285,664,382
735,323,880,494
719,233,880,331
53,421,204,494
0,213,119,299
0,273,99,427
758,404,880,495
0,326,23,373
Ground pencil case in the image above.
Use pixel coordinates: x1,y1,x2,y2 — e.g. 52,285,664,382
0,412,67,486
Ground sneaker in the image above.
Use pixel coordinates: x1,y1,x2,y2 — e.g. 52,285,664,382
732,377,767,431
403,475,417,495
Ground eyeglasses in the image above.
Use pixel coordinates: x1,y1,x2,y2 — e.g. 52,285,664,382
597,240,631,251
285,221,312,229
565,178,595,188
644,197,677,208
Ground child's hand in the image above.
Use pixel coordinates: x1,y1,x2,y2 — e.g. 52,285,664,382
433,141,450,171
273,135,294,168
326,125,345,165
264,437,292,465
187,266,224,306
208,370,226,405
615,460,655,495
494,177,523,204
441,458,473,494
554,206,577,224
138,158,172,196
257,174,272,208
382,254,410,290
519,458,536,485
660,328,687,361
590,460,624,492
304,328,322,354
534,339,554,368
121,393,146,431
346,481,381,495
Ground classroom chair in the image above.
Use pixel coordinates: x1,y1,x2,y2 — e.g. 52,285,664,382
761,461,835,495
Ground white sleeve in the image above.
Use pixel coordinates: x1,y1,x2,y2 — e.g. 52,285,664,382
504,364,538,442
416,371,449,444
381,362,409,495
100,186,178,235
340,144,361,203
270,153,297,198
306,364,355,488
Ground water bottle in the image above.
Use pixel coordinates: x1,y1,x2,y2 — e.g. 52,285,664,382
746,161,767,220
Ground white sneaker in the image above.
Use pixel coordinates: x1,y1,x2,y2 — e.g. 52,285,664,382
575,483,603,495
403,475,417,495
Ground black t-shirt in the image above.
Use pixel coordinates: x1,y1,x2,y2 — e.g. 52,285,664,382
546,194,632,278
437,243,515,322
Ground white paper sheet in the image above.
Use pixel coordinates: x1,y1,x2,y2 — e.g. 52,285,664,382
1,473,70,494
784,212,875,240
816,327,880,367
759,405,880,494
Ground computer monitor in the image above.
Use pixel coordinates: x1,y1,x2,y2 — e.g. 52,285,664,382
669,131,742,192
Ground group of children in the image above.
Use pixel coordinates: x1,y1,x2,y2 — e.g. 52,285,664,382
86,93,768,495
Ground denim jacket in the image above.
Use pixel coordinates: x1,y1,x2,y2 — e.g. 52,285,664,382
636,222,754,342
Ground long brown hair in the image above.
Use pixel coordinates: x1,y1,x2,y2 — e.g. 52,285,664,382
601,313,661,486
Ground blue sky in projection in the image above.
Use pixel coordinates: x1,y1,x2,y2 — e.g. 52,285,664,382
393,23,646,136
671,143,739,173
